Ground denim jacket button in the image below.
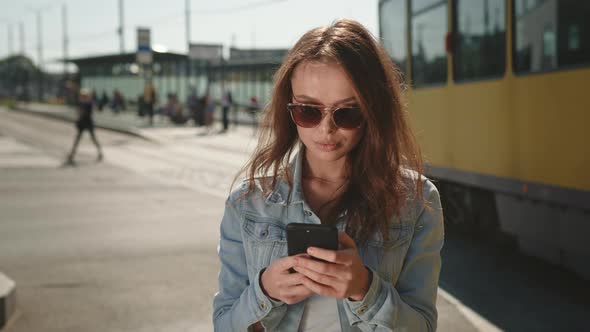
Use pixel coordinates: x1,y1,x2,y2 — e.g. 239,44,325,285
304,211,312,217
260,230,268,237
259,301,268,311
358,305,367,314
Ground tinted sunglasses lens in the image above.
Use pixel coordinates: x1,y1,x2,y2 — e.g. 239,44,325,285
334,107,363,129
291,105,322,127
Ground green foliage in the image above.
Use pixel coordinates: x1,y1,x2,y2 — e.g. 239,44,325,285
0,55,40,96
0,98,17,109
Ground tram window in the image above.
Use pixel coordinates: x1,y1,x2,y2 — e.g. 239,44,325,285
454,0,506,81
411,0,448,87
514,0,590,73
379,0,407,72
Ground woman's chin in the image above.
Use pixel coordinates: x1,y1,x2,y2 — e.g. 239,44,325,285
308,147,348,162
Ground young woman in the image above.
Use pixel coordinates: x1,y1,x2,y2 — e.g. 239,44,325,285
213,19,444,332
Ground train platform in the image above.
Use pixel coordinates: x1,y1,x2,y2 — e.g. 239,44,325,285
0,105,504,331
12,102,261,144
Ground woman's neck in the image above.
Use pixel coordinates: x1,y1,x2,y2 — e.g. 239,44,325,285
302,149,349,183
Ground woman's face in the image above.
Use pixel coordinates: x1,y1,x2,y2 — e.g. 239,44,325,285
290,61,364,164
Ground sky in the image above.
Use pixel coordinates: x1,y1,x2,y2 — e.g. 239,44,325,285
0,0,379,72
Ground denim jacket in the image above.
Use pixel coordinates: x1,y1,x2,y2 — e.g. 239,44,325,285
213,151,444,332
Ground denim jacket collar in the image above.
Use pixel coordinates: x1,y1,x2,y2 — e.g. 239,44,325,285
264,149,348,218
264,148,305,206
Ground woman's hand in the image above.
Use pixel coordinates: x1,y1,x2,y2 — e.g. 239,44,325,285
260,255,314,304
293,232,371,301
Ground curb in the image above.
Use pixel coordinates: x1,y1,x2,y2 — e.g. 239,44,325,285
11,106,157,143
0,273,16,331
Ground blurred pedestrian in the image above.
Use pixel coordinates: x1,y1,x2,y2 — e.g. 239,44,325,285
90,89,98,106
248,95,259,128
197,93,207,126
137,94,145,117
66,88,103,165
164,93,187,125
143,83,157,126
111,89,125,114
204,93,215,132
221,88,233,132
98,91,109,111
186,87,200,126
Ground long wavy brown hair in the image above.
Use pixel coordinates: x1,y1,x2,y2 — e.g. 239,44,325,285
236,19,424,246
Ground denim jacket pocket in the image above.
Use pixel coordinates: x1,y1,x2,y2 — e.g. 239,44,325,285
242,214,288,277
367,224,411,249
364,224,412,283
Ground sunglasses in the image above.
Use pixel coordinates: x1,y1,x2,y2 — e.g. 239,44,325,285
287,103,364,129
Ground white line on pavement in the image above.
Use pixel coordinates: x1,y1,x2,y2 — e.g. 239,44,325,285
438,288,503,332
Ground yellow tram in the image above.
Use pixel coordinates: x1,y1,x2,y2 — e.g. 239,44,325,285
378,0,589,278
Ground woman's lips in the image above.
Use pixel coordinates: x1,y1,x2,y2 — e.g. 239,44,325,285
315,142,339,151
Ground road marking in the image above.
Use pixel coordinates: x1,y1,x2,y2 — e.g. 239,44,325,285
0,136,60,168
438,288,503,332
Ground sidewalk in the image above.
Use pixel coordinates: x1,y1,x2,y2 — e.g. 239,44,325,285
0,106,495,331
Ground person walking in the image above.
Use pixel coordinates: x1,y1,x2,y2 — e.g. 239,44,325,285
144,82,157,126
213,19,444,332
203,93,215,133
98,90,109,111
66,88,103,165
187,87,200,126
111,89,125,114
221,88,233,132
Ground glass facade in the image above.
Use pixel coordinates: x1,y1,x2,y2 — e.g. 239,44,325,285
514,0,590,73
411,0,448,86
454,0,506,81
379,0,408,71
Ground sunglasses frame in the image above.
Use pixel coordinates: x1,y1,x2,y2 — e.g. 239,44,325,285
287,102,364,130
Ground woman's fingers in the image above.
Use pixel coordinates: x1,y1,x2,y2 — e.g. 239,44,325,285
280,285,314,304
293,265,339,286
294,255,351,280
299,274,340,298
305,247,349,265
261,256,315,303
338,231,357,249
275,255,300,273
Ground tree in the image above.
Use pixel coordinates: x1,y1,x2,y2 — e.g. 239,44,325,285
0,55,40,100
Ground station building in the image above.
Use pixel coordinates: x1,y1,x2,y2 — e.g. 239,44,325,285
67,46,288,107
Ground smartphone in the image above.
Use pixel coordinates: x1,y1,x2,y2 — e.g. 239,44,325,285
286,223,339,258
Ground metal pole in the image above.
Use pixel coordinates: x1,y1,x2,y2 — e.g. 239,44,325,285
37,11,44,100
8,24,13,55
19,21,24,55
185,0,191,97
37,12,42,69
62,4,68,75
119,0,125,53
185,0,190,47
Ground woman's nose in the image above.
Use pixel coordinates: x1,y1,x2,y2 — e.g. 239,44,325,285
318,110,336,133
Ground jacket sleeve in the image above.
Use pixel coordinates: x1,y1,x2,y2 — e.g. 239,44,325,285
212,195,287,331
343,180,444,332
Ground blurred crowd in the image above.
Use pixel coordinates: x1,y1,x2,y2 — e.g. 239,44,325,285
77,84,252,132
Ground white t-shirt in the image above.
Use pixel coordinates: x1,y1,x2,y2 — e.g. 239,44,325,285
298,294,341,332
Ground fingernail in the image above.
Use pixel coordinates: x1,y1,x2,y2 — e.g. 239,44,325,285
307,247,314,254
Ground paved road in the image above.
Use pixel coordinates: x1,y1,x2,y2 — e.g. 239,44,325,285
1,107,588,331
0,110,224,331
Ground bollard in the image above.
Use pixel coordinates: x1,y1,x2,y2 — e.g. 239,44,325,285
0,273,16,330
